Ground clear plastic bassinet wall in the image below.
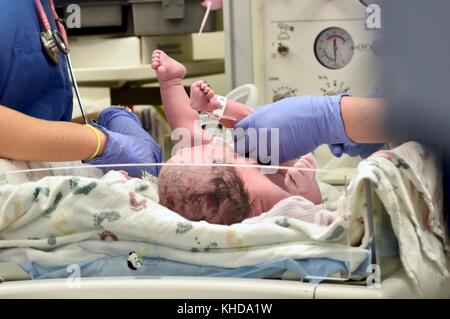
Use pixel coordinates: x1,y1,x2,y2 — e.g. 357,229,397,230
0,162,375,284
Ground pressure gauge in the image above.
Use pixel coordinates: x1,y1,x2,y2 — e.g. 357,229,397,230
314,27,355,69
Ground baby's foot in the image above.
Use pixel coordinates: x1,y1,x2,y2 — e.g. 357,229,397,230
151,50,186,82
190,80,221,113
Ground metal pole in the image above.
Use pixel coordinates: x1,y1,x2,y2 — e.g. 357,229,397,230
365,179,378,267
66,54,88,124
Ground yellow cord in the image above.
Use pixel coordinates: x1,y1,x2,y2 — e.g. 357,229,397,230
85,124,102,161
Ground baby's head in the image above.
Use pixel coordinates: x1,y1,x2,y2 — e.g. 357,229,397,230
158,165,251,225
158,145,251,225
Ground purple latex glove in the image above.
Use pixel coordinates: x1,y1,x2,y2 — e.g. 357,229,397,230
234,95,353,163
86,107,162,177
328,143,385,158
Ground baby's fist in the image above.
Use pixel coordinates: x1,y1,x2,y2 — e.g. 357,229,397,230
284,154,317,195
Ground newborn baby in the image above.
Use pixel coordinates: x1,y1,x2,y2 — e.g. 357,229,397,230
151,50,322,225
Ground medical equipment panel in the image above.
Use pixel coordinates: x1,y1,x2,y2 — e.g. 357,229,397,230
262,0,381,102
225,0,382,103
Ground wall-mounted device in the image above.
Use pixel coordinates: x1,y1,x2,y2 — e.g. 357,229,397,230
225,0,382,103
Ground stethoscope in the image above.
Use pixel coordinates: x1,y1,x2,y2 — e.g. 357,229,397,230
34,0,89,124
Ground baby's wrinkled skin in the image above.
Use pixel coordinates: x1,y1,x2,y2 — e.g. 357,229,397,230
152,50,322,225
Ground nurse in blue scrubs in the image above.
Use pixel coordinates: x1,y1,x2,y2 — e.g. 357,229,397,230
0,0,161,177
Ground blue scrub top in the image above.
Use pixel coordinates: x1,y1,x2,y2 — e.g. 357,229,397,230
0,0,73,121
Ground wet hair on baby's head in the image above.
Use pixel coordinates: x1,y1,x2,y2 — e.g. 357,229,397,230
158,165,251,225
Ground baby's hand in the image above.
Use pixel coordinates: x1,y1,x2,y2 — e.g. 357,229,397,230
190,80,221,113
284,154,318,195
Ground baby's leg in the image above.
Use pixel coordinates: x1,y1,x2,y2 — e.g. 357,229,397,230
151,51,197,132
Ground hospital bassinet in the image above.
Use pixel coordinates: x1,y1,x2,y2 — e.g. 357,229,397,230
0,144,448,299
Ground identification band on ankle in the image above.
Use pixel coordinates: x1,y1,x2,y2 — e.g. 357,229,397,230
210,95,228,120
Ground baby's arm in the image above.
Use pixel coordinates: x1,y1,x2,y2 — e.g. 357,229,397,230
151,51,213,146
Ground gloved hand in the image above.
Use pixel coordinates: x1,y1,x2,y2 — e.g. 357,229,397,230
328,143,385,159
86,107,162,178
95,106,151,140
234,95,353,163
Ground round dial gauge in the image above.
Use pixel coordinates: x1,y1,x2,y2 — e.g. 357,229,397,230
314,27,355,69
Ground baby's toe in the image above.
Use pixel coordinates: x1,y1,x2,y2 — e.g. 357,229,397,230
157,65,167,74
194,80,204,87
206,91,215,100
151,56,160,67
151,51,161,60
191,81,203,90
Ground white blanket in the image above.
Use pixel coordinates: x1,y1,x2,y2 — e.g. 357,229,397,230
348,142,450,295
0,169,365,267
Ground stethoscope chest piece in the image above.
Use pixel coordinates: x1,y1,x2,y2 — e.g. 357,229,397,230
40,31,59,64
40,30,70,64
